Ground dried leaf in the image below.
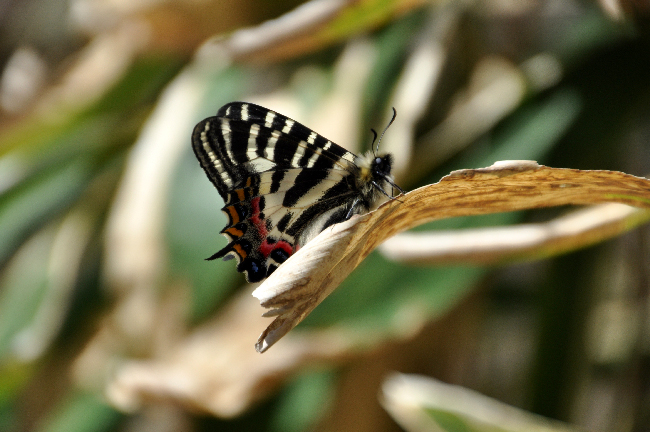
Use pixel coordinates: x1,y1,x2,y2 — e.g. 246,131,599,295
104,287,360,418
253,161,650,352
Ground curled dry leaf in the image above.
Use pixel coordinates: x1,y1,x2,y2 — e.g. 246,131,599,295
253,160,650,352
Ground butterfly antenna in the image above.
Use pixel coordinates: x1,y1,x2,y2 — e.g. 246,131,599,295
369,129,378,156
375,107,397,154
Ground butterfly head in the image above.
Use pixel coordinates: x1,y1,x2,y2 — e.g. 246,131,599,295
355,151,402,204
357,152,391,183
362,107,402,198
372,154,393,178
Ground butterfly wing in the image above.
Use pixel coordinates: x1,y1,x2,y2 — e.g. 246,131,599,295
192,102,361,282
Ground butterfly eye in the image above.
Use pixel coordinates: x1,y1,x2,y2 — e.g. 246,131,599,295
374,156,390,175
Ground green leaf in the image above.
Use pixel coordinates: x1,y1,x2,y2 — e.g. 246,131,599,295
271,369,337,432
35,392,121,432
0,160,90,266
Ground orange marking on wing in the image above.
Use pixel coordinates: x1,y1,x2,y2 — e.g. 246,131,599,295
225,226,243,237
227,206,240,224
236,189,246,202
233,243,247,259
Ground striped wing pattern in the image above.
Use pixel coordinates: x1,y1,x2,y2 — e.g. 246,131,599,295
192,102,363,282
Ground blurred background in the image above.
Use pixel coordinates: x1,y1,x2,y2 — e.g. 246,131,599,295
1,0,650,431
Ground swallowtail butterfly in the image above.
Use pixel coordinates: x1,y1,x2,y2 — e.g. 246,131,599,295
192,102,402,283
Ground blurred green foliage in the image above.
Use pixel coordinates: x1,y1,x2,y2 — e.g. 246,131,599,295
1,0,650,431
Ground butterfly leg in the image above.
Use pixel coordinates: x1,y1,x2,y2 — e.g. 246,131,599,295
373,180,405,203
389,180,405,196
345,197,361,220
372,181,394,199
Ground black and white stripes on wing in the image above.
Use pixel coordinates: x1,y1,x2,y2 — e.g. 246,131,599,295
192,101,401,283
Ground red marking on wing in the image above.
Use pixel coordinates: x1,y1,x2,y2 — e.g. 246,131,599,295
275,240,294,256
250,197,268,238
259,240,274,257
251,197,295,259
259,239,294,259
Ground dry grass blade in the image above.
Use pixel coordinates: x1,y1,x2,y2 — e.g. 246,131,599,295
379,203,650,265
196,0,428,63
381,373,579,432
253,160,650,352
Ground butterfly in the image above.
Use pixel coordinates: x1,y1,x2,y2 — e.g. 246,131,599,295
191,102,403,283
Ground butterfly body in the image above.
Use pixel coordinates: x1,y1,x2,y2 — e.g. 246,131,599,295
192,102,398,282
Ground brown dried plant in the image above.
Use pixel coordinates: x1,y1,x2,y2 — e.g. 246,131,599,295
253,160,650,352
